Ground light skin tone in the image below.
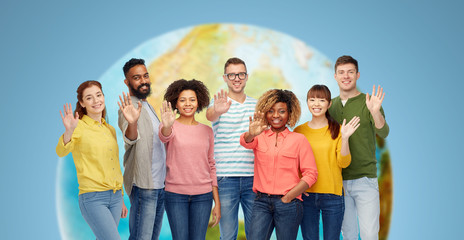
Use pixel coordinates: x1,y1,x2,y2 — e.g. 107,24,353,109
306,96,360,157
244,101,310,203
59,85,128,218
122,64,150,140
335,63,386,129
206,63,248,122
160,89,221,227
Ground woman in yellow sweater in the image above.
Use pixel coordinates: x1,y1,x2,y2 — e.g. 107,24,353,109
56,81,128,240
294,85,360,240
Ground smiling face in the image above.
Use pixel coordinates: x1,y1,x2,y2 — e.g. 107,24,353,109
124,64,151,99
79,85,105,118
266,102,289,133
307,97,330,118
223,63,248,94
334,63,360,93
176,89,198,118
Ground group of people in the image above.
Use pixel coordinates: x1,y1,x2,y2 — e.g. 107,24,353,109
56,55,389,240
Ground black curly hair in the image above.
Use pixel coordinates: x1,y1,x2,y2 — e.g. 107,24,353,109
163,79,210,113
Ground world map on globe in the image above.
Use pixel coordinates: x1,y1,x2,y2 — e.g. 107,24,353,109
56,23,392,240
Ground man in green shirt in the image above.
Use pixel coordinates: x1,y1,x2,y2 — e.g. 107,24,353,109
329,55,389,240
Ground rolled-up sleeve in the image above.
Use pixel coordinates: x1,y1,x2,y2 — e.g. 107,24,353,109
56,125,81,157
374,107,389,138
118,110,140,145
240,132,258,149
336,136,352,168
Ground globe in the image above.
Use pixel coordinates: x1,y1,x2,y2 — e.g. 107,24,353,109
56,23,392,240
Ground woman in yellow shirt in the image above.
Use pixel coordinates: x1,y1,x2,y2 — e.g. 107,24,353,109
294,85,360,240
56,81,128,240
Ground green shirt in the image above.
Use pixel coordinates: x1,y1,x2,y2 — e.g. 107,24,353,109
329,93,389,180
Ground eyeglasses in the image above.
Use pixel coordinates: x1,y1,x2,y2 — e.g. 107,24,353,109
224,72,247,80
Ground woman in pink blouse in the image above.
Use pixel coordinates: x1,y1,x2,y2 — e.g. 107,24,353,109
240,89,318,240
159,79,220,240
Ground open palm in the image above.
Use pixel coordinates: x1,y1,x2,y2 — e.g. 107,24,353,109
118,92,142,124
213,89,232,114
249,111,267,137
60,103,79,132
340,116,361,139
160,100,177,129
366,85,385,113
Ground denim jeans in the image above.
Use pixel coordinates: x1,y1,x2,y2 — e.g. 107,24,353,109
217,176,255,240
342,177,380,240
300,193,344,240
78,190,123,240
164,191,213,240
128,185,165,240
248,193,303,240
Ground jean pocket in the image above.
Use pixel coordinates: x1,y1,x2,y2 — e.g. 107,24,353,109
81,191,98,202
363,177,379,191
217,176,226,184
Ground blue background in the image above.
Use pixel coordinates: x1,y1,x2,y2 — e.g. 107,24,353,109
1,0,462,239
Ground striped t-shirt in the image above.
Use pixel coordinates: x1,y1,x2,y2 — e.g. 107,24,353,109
211,96,257,176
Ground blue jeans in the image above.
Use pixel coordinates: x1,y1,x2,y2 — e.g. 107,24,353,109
78,190,123,240
342,177,380,240
248,193,303,240
128,185,165,240
164,191,213,240
217,176,255,240
301,193,344,240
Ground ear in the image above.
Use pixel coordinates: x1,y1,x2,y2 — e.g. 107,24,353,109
124,78,129,87
328,101,332,108
356,72,360,79
79,101,85,108
223,74,227,83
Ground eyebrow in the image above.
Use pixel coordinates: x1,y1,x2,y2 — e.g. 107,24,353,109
84,91,102,98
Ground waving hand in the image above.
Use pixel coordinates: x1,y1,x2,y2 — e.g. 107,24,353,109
366,85,385,114
118,92,142,124
213,89,232,114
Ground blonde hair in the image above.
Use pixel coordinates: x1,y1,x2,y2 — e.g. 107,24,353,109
255,89,301,127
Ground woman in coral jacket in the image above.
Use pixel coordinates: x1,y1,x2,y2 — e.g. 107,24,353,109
240,89,318,240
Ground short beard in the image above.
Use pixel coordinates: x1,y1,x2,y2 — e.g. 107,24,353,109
129,83,151,99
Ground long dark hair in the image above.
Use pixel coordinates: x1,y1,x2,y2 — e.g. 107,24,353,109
74,80,106,119
307,85,339,139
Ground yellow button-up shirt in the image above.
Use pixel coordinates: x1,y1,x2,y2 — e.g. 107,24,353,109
56,115,123,195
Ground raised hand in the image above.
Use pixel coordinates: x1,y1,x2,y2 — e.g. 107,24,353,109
118,92,142,124
366,85,385,114
160,100,177,129
340,116,361,139
213,89,232,114
60,103,79,132
248,111,267,138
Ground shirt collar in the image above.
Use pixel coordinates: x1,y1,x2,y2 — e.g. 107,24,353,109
264,127,290,138
82,114,106,125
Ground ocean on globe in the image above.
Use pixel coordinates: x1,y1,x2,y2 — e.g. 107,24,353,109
56,23,392,240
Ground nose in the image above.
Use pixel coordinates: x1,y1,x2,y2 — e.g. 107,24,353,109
273,111,279,118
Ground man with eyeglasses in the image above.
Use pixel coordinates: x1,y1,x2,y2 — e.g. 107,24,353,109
206,57,257,240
